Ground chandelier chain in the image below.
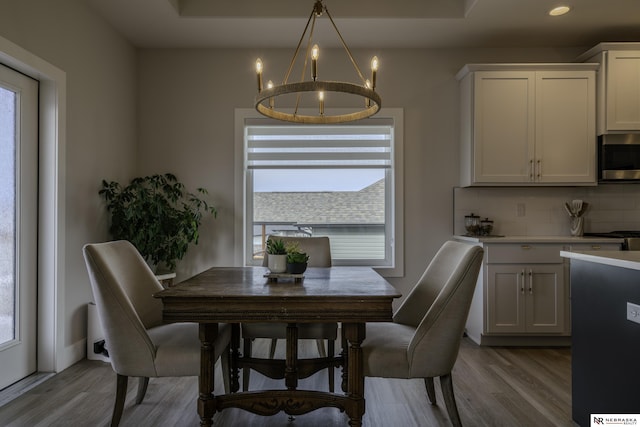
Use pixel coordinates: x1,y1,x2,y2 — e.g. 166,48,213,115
283,7,316,84
294,10,318,115
324,6,367,85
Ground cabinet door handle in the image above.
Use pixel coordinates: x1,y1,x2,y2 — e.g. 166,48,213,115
591,245,601,250
521,245,532,250
537,160,541,179
520,270,525,293
529,269,533,294
529,159,534,181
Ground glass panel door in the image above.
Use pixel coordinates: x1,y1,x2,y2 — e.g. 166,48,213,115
0,84,16,347
0,63,38,390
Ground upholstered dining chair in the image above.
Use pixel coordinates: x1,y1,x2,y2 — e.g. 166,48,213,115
241,235,337,391
361,240,484,427
83,240,231,427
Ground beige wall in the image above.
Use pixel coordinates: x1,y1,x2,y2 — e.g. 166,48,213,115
0,0,137,368
137,46,587,303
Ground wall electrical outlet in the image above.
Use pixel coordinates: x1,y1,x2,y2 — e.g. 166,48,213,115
517,203,526,217
627,302,640,325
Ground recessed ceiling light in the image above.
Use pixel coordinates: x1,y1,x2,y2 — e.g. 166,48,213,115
549,6,571,16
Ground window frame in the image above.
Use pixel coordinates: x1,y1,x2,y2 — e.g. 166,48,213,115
234,108,404,277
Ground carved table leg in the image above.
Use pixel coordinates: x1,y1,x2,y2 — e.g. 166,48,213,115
198,323,218,427
230,323,241,393
285,323,299,390
343,323,366,427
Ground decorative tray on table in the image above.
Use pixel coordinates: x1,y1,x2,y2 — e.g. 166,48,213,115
264,272,305,283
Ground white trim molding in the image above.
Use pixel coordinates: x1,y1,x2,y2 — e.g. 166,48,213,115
235,107,404,277
0,34,67,373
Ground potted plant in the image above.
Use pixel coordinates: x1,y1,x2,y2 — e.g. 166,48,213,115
266,238,287,273
285,241,309,274
99,173,216,279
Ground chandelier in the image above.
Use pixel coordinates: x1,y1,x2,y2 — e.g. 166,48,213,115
254,0,381,124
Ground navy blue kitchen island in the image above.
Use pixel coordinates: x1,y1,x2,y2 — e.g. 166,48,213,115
561,250,640,426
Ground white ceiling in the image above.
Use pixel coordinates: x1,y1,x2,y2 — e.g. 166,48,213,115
87,0,640,49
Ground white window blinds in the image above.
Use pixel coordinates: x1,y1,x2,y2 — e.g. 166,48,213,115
246,120,393,169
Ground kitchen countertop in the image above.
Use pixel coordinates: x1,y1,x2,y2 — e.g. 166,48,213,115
560,250,640,271
454,235,624,244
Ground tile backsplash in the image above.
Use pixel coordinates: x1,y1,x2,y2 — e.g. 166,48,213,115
453,184,640,236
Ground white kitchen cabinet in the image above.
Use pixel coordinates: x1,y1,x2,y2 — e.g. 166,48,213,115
462,70,533,184
457,64,597,186
485,243,565,335
579,43,640,134
486,263,565,334
463,242,569,344
460,237,623,346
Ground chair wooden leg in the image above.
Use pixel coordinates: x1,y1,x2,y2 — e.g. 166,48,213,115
424,377,436,404
269,338,278,359
243,338,252,391
135,377,149,404
221,345,230,394
112,374,128,427
327,339,335,392
440,373,463,427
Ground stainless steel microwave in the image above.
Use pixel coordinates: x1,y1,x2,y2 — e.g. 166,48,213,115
599,134,640,181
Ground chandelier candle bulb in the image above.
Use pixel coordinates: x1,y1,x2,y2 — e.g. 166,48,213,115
365,79,371,107
267,80,274,108
371,56,378,90
319,90,325,115
255,58,263,92
311,44,319,81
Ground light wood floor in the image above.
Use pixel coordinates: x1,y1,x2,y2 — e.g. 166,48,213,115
0,337,573,426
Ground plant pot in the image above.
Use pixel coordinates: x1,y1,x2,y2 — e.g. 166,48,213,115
155,272,176,288
267,254,287,273
287,262,308,274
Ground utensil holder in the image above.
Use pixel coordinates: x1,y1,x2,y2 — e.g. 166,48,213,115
570,217,584,237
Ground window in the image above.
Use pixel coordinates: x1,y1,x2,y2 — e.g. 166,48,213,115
236,108,403,274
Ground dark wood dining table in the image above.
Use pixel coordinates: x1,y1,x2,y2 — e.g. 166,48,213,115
154,266,401,426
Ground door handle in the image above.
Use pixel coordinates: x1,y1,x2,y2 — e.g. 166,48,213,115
528,269,533,294
529,159,534,181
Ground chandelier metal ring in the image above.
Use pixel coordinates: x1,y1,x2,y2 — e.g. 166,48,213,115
255,81,381,124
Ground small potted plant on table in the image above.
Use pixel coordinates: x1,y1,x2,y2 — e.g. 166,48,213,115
266,238,287,273
285,241,309,274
